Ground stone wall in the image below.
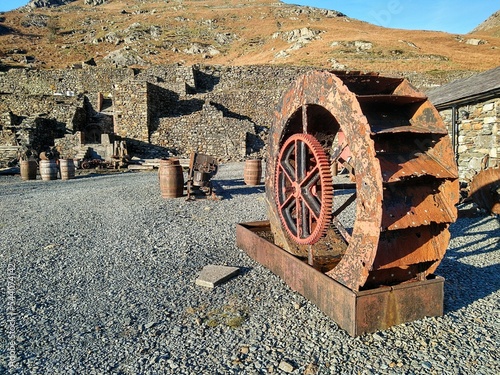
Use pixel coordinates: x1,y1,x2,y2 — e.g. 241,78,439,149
0,67,134,97
0,146,20,167
151,100,254,160
439,98,500,181
113,80,149,143
3,64,495,172
0,94,85,129
54,131,84,159
108,64,313,161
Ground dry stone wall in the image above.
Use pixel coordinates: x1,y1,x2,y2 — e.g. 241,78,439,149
439,98,500,180
4,64,488,169
113,80,149,143
150,100,254,160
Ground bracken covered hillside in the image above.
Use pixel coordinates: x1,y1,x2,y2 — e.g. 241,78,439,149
0,0,499,77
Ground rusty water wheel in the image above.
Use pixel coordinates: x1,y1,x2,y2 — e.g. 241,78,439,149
266,71,460,291
469,166,500,214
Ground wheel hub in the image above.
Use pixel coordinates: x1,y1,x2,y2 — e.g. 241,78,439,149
275,133,333,245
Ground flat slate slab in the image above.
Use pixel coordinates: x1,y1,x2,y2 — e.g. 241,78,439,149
195,265,240,288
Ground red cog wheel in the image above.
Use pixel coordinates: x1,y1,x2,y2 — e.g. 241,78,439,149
275,133,334,245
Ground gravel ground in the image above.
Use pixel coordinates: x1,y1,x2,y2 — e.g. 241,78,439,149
0,162,498,375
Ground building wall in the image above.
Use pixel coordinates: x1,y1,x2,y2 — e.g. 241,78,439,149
0,65,310,162
113,80,149,143
439,98,500,180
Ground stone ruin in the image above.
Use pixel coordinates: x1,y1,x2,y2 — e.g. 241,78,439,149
0,64,312,168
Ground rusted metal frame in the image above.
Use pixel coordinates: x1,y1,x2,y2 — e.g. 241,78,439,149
332,182,356,190
330,138,348,161
302,104,309,133
236,221,445,336
469,166,500,214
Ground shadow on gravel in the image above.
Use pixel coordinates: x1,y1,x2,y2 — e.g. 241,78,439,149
440,216,500,313
74,171,132,179
215,179,356,200
215,179,265,199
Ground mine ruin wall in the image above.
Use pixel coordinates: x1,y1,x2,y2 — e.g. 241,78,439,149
439,98,500,181
1,64,497,180
0,64,310,165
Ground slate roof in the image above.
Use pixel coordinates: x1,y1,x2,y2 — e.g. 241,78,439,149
427,66,500,109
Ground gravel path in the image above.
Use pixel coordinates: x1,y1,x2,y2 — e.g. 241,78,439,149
0,163,498,374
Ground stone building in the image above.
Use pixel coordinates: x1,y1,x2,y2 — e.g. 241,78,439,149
0,64,310,167
427,66,500,181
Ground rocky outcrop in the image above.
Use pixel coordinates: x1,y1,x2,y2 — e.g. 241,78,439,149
26,0,75,9
472,10,500,35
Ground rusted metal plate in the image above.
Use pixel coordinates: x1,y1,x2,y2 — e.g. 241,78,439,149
469,166,500,214
357,94,426,105
381,179,459,230
378,152,458,182
236,221,445,336
372,125,448,135
375,224,450,269
335,74,403,95
356,275,444,333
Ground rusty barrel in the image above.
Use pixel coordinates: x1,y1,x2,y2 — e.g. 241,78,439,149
39,159,58,181
20,160,38,181
244,158,262,186
159,159,184,198
59,159,75,180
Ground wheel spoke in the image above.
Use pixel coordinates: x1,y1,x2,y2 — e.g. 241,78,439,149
296,139,308,183
281,197,297,236
275,133,333,245
300,165,320,189
279,145,296,183
338,156,355,176
302,192,321,219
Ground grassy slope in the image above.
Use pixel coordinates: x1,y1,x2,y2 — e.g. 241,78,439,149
0,0,498,76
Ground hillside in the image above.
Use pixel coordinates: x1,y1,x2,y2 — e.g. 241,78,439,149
0,0,499,79
472,10,500,37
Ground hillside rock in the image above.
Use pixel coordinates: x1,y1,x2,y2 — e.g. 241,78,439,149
20,13,49,28
472,10,500,35
84,0,107,5
183,43,220,57
273,27,322,44
102,47,146,66
331,40,373,52
27,0,75,9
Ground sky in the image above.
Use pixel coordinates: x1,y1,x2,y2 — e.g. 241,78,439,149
0,0,498,34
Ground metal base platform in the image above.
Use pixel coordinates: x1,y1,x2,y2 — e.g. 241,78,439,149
236,221,444,337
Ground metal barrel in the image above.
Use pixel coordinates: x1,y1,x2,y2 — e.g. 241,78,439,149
59,159,75,180
20,160,38,181
243,158,262,186
39,160,58,181
159,159,184,198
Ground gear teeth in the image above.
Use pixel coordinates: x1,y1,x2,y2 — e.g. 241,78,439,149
275,133,334,245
